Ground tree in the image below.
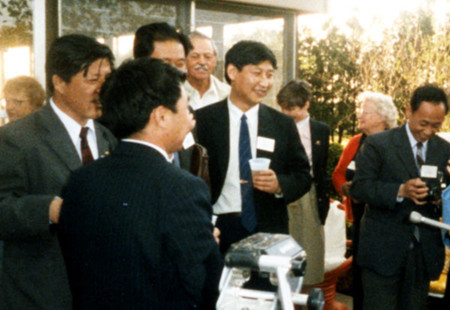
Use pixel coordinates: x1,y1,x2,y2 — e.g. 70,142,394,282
298,9,450,137
298,22,363,143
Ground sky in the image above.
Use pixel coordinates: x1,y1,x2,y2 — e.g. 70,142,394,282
300,0,450,40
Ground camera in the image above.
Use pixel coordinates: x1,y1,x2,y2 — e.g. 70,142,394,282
422,171,444,202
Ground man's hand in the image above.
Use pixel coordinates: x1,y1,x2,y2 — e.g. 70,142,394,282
398,178,428,205
446,159,450,175
49,197,63,224
213,227,220,244
341,181,352,196
253,169,282,194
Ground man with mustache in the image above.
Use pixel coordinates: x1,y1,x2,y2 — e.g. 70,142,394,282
184,32,230,110
0,34,117,309
196,41,311,256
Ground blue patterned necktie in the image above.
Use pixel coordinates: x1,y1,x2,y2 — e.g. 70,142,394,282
239,114,257,232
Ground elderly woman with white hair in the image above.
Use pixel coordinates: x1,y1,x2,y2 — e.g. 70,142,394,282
332,91,398,310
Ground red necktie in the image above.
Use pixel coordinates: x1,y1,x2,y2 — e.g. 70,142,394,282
80,127,94,165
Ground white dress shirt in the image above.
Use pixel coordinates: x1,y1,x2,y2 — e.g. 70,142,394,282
50,98,99,160
122,139,172,162
213,99,259,214
406,120,428,162
183,75,231,110
296,116,313,176
396,121,428,203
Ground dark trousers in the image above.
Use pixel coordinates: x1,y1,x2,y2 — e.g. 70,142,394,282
352,202,365,310
215,213,251,255
361,241,429,310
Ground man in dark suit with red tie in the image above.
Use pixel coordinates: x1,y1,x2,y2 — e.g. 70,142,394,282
0,34,117,309
196,41,311,254
58,58,222,309
350,85,450,309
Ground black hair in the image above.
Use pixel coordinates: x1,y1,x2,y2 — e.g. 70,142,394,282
224,40,277,84
45,34,114,95
277,79,312,109
100,58,186,139
133,22,192,58
410,84,448,113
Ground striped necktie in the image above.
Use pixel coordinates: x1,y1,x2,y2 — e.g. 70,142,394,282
80,127,94,165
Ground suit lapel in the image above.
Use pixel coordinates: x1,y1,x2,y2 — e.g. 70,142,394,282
256,104,276,159
310,119,319,173
425,135,445,167
95,123,112,159
394,125,419,178
214,100,231,184
37,105,81,171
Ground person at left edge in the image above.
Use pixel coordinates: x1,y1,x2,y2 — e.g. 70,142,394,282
0,34,117,309
58,58,223,309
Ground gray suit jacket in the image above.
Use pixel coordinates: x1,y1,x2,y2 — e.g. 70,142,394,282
0,104,117,309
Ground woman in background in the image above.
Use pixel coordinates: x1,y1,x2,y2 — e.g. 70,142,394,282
332,91,398,310
3,76,45,122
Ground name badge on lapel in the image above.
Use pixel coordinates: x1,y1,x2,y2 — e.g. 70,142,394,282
257,136,275,153
420,165,438,178
183,132,195,149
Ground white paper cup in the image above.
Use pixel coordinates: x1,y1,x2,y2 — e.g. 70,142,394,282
249,158,271,176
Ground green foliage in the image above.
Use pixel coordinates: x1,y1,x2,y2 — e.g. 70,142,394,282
298,22,363,143
298,9,450,137
0,0,32,46
327,142,343,200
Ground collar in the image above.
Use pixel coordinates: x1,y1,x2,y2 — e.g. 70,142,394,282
297,115,310,128
405,121,428,149
121,139,172,162
227,97,260,120
50,98,95,140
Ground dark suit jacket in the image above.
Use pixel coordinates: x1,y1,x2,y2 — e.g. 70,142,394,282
310,119,331,224
196,100,311,233
58,142,223,309
0,104,117,309
350,125,450,279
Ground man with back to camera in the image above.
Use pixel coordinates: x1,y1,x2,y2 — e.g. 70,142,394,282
196,40,312,255
58,58,223,309
276,79,330,288
184,31,230,110
350,85,450,310
0,34,117,309
131,22,214,195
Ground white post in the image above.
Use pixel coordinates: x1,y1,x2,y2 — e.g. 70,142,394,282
32,0,46,90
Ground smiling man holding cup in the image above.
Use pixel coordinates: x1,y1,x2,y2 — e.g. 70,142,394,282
196,41,311,255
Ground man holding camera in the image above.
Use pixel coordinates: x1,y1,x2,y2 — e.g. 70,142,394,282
350,84,450,310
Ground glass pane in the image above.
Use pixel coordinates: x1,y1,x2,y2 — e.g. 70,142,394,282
3,47,31,80
0,1,33,125
60,0,177,38
196,8,284,109
60,0,178,66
